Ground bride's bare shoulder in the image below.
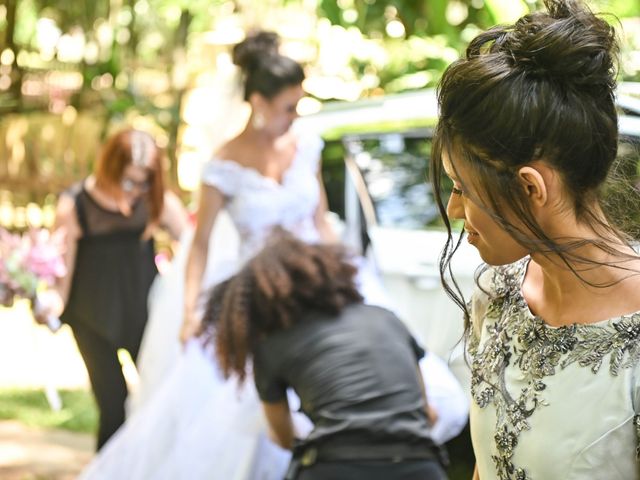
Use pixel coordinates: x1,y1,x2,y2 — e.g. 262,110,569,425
215,139,236,160
215,136,250,163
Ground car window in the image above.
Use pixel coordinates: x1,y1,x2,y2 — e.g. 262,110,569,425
320,123,640,233
343,131,452,230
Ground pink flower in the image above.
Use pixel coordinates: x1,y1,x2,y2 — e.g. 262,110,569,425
0,227,67,301
23,229,67,286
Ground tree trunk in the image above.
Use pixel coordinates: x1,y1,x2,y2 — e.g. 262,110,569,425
3,0,23,113
166,9,193,188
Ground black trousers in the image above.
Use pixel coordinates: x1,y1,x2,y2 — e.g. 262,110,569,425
296,459,448,480
72,322,141,450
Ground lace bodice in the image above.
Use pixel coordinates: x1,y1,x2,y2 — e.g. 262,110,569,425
468,258,640,480
200,133,324,260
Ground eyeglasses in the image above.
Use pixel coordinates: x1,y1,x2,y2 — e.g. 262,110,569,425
121,177,150,193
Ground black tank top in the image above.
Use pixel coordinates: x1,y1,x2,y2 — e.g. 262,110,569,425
60,182,158,349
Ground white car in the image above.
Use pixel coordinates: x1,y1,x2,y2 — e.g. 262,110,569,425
300,85,640,390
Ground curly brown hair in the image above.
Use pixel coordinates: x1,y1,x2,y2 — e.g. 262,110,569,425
201,229,363,382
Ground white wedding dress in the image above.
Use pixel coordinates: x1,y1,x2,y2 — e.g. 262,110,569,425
80,131,467,480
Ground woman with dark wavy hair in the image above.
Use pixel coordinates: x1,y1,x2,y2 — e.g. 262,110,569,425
430,0,640,478
202,229,447,480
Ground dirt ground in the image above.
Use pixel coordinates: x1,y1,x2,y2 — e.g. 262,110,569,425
0,420,94,480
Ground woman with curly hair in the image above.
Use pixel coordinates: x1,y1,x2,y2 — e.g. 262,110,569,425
202,229,447,480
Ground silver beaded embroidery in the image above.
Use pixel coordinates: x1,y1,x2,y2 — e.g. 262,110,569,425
470,259,640,479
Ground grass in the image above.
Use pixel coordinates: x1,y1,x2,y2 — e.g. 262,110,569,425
0,388,98,433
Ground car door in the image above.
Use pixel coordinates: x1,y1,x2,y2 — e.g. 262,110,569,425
341,130,482,389
303,86,640,391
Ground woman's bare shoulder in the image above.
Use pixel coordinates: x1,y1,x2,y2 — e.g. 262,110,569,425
215,136,245,163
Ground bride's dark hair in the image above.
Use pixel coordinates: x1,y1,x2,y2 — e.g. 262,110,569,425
200,228,362,382
232,30,305,101
430,0,635,333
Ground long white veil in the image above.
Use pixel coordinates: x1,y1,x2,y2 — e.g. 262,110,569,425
182,54,250,164
127,57,248,415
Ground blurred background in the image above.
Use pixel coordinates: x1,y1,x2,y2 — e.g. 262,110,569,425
1,0,639,216
0,0,639,478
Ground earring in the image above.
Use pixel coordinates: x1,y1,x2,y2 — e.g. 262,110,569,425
252,112,265,130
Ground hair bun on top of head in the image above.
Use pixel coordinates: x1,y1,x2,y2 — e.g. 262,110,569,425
469,0,618,88
232,30,280,74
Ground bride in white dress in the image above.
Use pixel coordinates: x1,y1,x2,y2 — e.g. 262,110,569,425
81,30,467,480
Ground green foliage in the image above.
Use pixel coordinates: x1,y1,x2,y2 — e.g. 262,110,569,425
591,0,640,17
13,0,39,47
0,388,98,433
318,0,449,38
317,0,640,96
35,0,110,32
372,35,458,92
1,0,639,198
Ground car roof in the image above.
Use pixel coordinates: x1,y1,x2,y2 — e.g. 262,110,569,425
298,89,438,139
299,84,640,140
620,114,640,139
617,82,640,117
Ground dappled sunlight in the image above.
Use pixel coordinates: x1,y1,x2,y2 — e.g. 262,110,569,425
0,2,638,479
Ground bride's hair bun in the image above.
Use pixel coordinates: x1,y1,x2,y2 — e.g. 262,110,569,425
231,29,304,101
232,30,280,74
469,0,617,88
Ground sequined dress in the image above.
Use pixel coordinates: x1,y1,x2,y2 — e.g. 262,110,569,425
469,258,640,479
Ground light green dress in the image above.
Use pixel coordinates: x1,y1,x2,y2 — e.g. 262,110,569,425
469,258,640,479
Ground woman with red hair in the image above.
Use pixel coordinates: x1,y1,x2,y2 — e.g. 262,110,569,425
42,128,187,449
